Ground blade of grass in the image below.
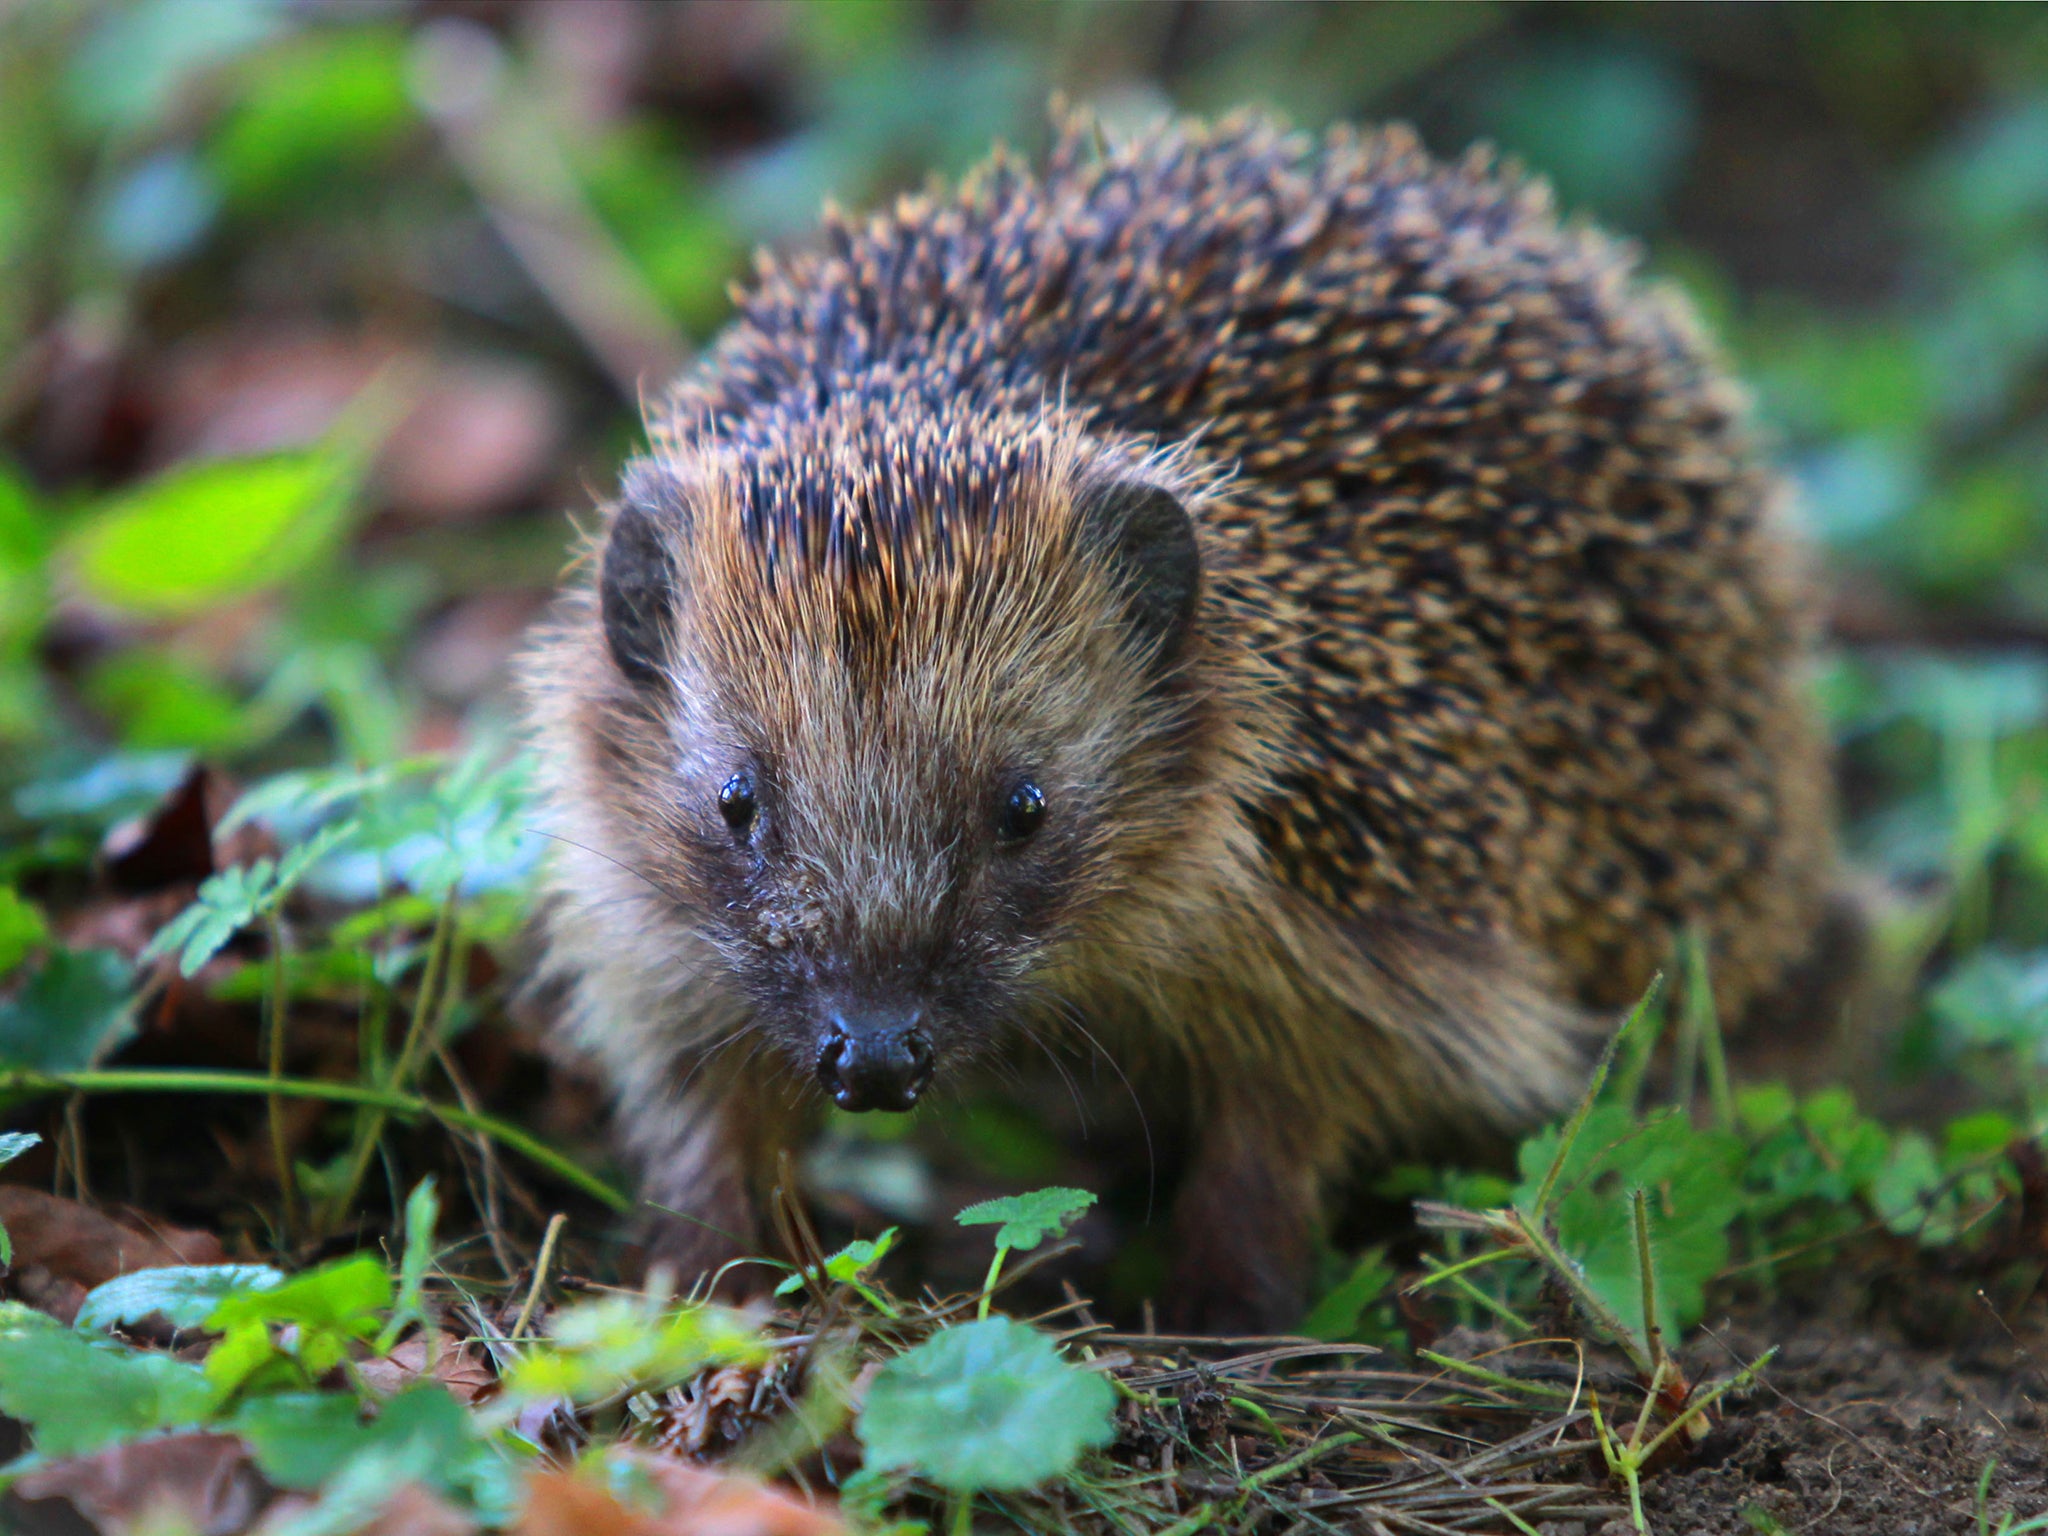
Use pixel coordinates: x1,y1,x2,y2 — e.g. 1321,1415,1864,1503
1,1067,630,1211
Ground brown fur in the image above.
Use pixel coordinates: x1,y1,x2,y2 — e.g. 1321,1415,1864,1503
518,111,1842,1331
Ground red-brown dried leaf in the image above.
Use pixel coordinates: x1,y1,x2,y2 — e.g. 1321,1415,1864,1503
7,1431,268,1535
354,1331,499,1403
101,763,217,893
0,1188,225,1324
516,1457,842,1536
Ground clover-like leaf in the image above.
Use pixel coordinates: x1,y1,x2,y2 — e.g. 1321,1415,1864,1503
859,1316,1116,1492
954,1188,1095,1253
76,1263,285,1333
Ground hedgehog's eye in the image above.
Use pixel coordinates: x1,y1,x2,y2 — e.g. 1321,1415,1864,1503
996,779,1046,845
718,771,757,837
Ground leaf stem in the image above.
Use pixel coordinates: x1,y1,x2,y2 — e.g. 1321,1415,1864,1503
977,1243,1009,1322
326,889,456,1231
263,913,297,1241
0,1067,630,1212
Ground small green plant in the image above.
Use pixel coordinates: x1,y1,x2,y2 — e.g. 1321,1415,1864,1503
859,1315,1117,1534
775,1226,902,1315
955,1186,1095,1320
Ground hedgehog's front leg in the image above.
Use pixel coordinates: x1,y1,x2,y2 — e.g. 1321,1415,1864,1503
624,1055,794,1295
1164,1079,1349,1335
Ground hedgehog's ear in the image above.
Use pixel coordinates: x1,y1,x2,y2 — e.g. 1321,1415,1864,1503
600,459,690,688
1075,479,1202,668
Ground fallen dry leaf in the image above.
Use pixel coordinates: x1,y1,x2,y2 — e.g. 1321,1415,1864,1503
353,1330,499,1403
516,1456,843,1536
0,1188,226,1324
8,1431,268,1535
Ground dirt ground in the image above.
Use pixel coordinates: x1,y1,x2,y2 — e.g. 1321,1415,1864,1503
1632,1299,2048,1534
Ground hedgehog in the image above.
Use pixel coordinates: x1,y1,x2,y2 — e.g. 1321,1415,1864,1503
519,110,1845,1332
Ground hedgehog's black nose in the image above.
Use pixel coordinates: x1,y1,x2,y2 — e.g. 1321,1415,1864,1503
816,1010,933,1112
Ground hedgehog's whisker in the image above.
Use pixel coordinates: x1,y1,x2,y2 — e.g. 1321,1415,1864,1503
1047,996,1156,1225
527,828,693,909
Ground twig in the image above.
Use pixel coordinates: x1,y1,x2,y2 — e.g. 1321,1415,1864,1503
512,1213,567,1340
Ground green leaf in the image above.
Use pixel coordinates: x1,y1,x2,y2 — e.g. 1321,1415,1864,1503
235,1386,515,1520
0,946,136,1071
859,1317,1116,1492
775,1228,898,1296
141,822,357,977
204,1253,393,1395
84,650,254,753
1515,1105,1742,1343
1300,1249,1396,1343
380,1177,439,1350
76,1263,284,1332
0,1301,212,1456
503,1296,765,1405
230,1391,368,1490
0,885,49,976
210,28,415,204
954,1187,1096,1253
68,450,354,618
0,1132,41,1267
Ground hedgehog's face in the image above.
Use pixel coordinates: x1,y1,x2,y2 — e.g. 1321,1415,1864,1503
585,420,1213,1111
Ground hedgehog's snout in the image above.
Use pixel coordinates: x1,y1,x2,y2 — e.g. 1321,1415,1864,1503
814,1006,935,1112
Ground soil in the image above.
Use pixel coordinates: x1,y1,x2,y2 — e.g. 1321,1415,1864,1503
1641,1298,2048,1535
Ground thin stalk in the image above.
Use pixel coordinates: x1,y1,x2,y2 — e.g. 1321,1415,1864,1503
1482,1497,1547,1536
1237,1432,1365,1494
1414,1350,1574,1403
1631,1188,1663,1379
0,1067,630,1211
1686,925,1734,1133
264,914,298,1240
513,1212,568,1339
1511,1214,1656,1379
1400,1244,1520,1294
326,890,457,1231
977,1241,1010,1321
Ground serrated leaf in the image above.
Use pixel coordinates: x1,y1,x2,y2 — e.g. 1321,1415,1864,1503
1515,1105,1741,1343
76,1263,284,1332
0,946,136,1071
0,1301,212,1456
953,1187,1095,1253
775,1228,898,1296
859,1317,1115,1492
142,821,357,977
